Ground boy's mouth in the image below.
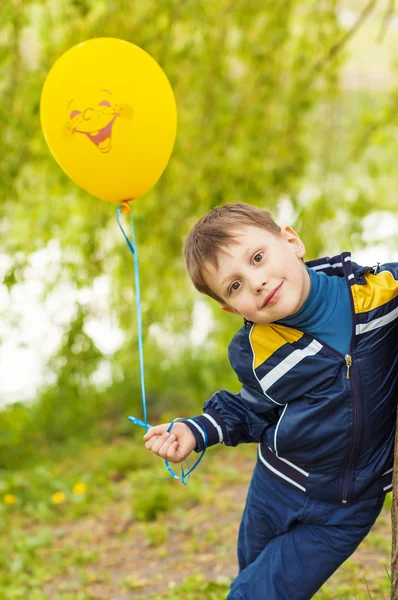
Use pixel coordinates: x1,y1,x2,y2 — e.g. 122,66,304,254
262,283,283,308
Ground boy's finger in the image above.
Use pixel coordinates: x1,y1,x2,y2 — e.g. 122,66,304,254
145,435,162,450
143,428,159,441
157,434,177,459
166,441,184,464
143,424,170,440
150,432,175,456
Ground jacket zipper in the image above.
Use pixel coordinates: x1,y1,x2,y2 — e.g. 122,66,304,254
341,258,361,504
341,357,360,503
345,354,352,379
312,347,357,503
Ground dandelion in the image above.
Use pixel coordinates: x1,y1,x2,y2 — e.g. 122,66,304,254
51,492,66,504
4,494,17,505
72,482,87,495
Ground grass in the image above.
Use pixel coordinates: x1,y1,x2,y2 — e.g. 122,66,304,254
0,438,393,599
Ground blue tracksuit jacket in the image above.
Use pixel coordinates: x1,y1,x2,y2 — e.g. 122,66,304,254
185,253,398,504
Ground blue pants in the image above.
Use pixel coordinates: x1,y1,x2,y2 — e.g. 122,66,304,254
227,463,385,600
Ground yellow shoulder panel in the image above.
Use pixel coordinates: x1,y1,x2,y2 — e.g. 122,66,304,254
352,271,398,314
250,323,304,369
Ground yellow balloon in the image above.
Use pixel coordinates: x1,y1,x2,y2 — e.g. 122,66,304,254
40,38,177,207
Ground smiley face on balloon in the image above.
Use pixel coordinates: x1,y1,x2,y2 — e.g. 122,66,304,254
64,89,133,154
41,38,177,206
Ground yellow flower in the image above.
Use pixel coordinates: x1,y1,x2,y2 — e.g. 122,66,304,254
72,482,87,495
4,494,17,505
51,492,66,504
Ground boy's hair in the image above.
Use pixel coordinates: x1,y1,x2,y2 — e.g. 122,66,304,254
184,202,281,303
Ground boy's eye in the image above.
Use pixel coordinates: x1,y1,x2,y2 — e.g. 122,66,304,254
230,281,241,293
253,253,263,263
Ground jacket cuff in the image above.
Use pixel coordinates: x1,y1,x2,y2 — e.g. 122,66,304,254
182,409,227,452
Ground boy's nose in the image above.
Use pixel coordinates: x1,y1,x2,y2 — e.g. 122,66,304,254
256,282,266,294
250,278,266,294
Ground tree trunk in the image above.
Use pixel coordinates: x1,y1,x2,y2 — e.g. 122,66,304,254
391,413,398,599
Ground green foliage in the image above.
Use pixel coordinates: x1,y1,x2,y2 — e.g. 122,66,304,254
158,575,231,600
0,440,392,599
0,402,36,467
0,1,397,467
101,439,153,474
134,484,171,522
144,521,169,547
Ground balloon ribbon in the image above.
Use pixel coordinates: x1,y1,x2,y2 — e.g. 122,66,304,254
116,207,207,484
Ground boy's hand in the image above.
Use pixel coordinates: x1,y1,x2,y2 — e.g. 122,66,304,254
143,422,196,463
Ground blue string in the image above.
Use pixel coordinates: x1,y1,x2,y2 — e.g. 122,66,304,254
117,207,207,483
116,207,148,430
164,418,208,485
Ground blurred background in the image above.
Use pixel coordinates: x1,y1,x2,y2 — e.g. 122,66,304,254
0,1,397,598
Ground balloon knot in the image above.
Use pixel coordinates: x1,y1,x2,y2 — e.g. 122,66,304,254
121,200,131,214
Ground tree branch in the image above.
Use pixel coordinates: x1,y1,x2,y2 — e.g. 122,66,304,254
377,0,395,43
310,0,379,77
351,97,398,160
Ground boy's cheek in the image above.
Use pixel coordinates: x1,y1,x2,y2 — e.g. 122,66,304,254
221,304,243,316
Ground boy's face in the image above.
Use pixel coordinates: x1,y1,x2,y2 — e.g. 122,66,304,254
203,225,310,325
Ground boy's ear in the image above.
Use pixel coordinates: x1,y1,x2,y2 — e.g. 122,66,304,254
280,225,306,259
220,304,240,315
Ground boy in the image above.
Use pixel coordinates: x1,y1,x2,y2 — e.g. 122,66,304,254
144,202,398,599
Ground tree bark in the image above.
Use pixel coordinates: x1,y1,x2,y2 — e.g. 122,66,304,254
391,413,398,598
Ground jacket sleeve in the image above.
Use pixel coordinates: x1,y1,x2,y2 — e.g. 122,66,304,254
381,262,398,313
182,325,284,452
373,262,398,332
